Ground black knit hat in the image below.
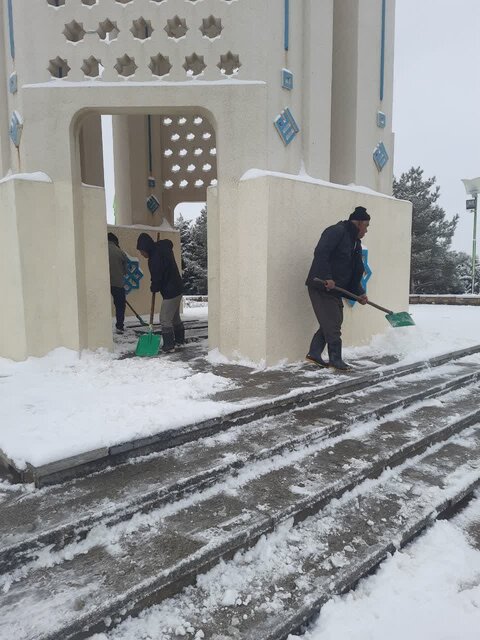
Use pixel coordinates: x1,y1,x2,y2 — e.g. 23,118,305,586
348,206,370,221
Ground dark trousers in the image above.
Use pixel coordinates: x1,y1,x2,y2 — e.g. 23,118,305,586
111,286,126,330
308,286,344,346
159,294,182,330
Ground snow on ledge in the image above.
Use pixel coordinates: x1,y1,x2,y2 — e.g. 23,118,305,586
24,79,266,89
114,220,177,232
0,171,52,185
240,168,396,200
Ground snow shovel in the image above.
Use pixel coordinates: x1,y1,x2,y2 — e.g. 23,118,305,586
125,299,148,327
313,278,415,328
135,293,161,356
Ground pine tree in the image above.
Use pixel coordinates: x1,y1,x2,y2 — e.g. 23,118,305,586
451,251,480,294
176,208,208,295
188,207,208,294
393,167,459,293
176,213,196,294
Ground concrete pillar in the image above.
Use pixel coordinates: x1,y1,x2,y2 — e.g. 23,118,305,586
330,0,395,194
112,115,133,226
301,0,334,180
330,0,361,188
0,5,12,177
79,113,105,187
112,115,164,227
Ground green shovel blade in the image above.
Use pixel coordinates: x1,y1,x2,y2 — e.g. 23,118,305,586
385,311,415,328
135,332,161,357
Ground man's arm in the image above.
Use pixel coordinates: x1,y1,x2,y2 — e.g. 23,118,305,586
149,252,163,292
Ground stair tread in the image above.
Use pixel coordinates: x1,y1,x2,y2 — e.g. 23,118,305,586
1,381,479,640
0,360,477,556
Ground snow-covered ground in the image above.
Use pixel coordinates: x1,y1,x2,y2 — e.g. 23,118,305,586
86,495,480,640
0,304,479,469
1,304,479,640
290,494,480,640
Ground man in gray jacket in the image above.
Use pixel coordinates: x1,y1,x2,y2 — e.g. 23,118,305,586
108,232,128,334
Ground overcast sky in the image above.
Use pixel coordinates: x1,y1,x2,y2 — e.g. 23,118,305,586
393,0,480,253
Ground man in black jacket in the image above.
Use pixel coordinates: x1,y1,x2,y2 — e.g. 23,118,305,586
136,233,184,353
305,206,370,370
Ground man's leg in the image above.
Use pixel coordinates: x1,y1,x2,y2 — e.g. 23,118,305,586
159,295,182,353
307,288,348,369
307,287,328,365
111,286,126,333
172,298,185,345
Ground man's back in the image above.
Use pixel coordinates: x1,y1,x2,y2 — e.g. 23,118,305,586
306,220,363,293
108,241,127,288
149,239,183,300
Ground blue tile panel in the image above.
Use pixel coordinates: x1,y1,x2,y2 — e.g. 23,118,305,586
274,108,300,146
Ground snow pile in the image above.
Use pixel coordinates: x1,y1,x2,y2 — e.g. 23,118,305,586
0,348,238,469
290,497,480,640
0,305,479,469
346,305,480,364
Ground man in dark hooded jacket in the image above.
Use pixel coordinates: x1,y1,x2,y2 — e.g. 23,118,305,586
136,233,184,353
305,206,370,370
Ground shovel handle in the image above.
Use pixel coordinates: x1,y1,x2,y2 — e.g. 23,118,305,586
125,300,147,325
149,292,156,327
313,278,393,315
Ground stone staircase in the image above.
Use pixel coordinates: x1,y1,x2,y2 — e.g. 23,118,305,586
1,348,480,639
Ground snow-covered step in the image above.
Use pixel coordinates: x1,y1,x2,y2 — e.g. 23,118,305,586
1,361,479,575
1,360,479,574
97,427,480,640
1,382,479,640
5,345,480,489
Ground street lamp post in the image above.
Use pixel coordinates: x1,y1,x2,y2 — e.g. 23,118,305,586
462,177,480,294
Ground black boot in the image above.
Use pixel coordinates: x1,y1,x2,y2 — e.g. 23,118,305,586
174,323,185,346
306,330,328,367
162,329,175,353
328,340,351,371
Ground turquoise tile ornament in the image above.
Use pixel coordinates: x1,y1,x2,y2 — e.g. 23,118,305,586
9,72,17,94
347,249,372,307
124,258,143,294
373,142,389,171
376,110,386,128
146,194,160,214
282,68,293,91
274,108,300,146
9,111,23,147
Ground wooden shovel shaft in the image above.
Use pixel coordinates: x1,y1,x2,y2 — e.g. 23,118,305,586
149,292,156,327
313,278,393,315
125,300,147,325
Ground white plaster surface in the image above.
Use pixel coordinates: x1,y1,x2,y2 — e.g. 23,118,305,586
0,0,401,362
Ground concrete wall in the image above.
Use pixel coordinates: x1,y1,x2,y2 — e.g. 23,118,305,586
81,185,113,351
0,176,58,360
235,173,412,365
0,0,404,363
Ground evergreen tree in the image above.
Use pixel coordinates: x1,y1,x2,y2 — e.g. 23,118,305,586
188,207,208,294
176,213,195,294
451,251,480,294
393,167,459,293
176,207,208,295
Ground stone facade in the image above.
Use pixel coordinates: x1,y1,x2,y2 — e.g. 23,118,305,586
0,0,411,363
